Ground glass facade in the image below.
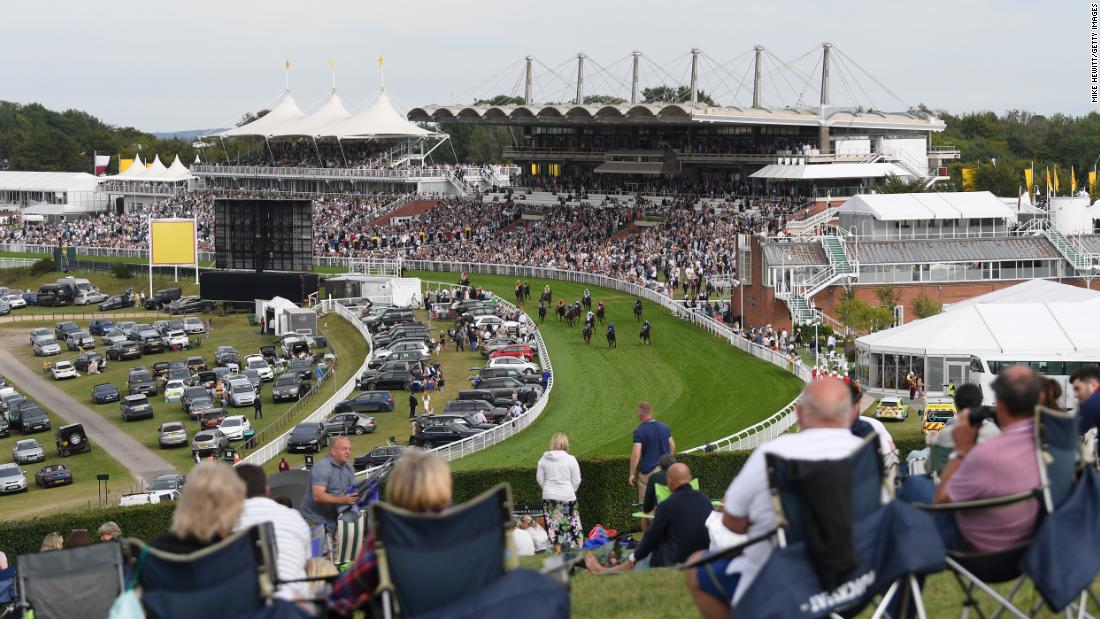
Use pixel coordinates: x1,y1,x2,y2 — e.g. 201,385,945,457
855,260,1058,284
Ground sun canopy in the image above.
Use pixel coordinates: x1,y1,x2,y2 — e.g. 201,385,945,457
324,89,433,139
749,162,911,180
218,90,308,139
840,192,1015,222
270,89,352,138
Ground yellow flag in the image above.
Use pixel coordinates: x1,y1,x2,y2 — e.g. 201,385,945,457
120,158,134,173
329,58,335,69
284,59,290,70
1090,170,1097,194
1054,166,1060,193
1071,166,1077,193
378,55,383,66
1024,167,1034,196
961,167,977,191
1046,167,1052,193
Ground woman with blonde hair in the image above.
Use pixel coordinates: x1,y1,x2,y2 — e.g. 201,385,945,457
327,449,453,615
150,462,246,553
40,532,64,552
536,432,582,552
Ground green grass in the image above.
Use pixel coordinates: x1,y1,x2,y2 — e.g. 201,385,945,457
401,271,804,471
0,381,132,520
0,267,200,307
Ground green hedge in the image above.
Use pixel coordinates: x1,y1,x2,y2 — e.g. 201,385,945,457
0,503,174,557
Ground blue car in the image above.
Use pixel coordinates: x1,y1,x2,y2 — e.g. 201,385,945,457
89,319,115,336
22,292,37,306
35,464,73,488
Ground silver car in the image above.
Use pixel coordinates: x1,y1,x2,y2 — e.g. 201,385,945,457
32,336,62,357
12,439,45,464
0,463,27,494
29,328,52,345
182,317,206,334
191,429,228,456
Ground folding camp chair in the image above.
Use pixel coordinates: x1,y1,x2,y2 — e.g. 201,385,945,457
15,541,125,619
916,406,1090,619
631,477,721,519
370,483,569,619
125,523,280,619
684,434,945,618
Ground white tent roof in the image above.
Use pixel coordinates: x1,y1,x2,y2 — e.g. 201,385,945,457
162,155,193,181
218,90,308,138
147,155,168,176
117,155,148,178
749,162,912,180
324,89,432,139
271,89,352,138
0,171,100,193
840,191,1015,222
857,281,1100,357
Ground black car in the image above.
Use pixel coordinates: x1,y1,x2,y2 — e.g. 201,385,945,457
0,417,9,438
214,346,240,367
374,326,432,346
35,464,73,488
143,288,181,310
356,370,414,391
272,373,310,403
475,377,542,406
56,423,91,456
73,352,108,373
412,422,482,448
353,445,408,471
107,340,143,361
166,296,215,315
11,403,51,434
443,398,510,423
259,346,278,365
141,334,166,354
120,394,154,421
54,321,81,342
335,391,395,413
99,291,136,312
364,309,414,330
127,369,158,396
286,423,329,453
148,473,186,493
91,383,121,404
419,412,494,431
286,358,314,380
181,386,211,414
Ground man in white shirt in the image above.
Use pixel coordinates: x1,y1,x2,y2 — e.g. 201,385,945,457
686,379,863,619
235,464,312,601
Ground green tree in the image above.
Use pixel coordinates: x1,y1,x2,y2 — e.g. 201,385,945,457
875,286,900,309
583,95,626,105
641,85,717,106
873,174,928,194
912,294,943,318
474,95,525,106
973,159,1022,196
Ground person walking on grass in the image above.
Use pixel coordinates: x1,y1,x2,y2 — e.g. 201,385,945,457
253,396,263,420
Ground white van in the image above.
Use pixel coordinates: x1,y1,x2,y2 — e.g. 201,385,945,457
119,489,179,507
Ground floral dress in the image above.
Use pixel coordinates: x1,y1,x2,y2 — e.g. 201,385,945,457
543,499,583,550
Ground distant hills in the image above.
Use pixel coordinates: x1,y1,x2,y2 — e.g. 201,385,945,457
151,129,226,140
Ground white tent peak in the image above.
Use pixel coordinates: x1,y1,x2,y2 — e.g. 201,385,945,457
164,155,192,180
148,155,168,175
270,88,352,138
218,90,308,139
328,88,432,139
117,154,147,178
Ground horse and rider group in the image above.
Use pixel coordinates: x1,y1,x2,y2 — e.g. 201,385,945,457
523,284,653,349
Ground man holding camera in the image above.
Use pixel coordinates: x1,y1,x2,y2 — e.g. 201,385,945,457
897,365,1042,552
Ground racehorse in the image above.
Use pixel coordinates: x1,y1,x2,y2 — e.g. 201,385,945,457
515,283,526,305
639,321,652,345
596,302,606,324
582,323,593,345
633,299,643,322
538,303,547,324
541,286,553,305
556,300,566,321
565,305,578,327
582,291,592,311
606,325,617,348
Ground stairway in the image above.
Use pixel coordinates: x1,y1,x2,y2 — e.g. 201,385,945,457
821,236,854,276
1046,230,1100,272
785,294,816,325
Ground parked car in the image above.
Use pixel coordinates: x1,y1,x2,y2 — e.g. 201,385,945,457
107,340,143,361
10,403,50,434
185,356,207,373
181,386,211,415
442,398,510,423
419,412,494,431
88,319,115,336
321,412,377,436
875,397,909,421
0,463,28,494
286,423,329,453
163,380,187,404
227,379,256,407
148,473,186,493
55,423,91,457
182,316,207,334
165,330,190,349
54,321,81,342
35,464,73,488
64,331,95,352
4,291,26,309
120,394,154,421
28,328,52,345
472,366,543,386
411,422,482,448
74,290,107,305
12,439,45,464
166,367,192,385
244,355,274,381
166,296,215,315
488,344,536,361
285,358,314,380
272,373,310,402
476,377,542,405
356,370,414,392
219,415,252,441
199,409,227,430
91,383,121,404
72,352,108,373
143,288,181,310
157,422,188,449
215,346,240,368
335,391,395,413
367,349,429,369
21,291,37,306
353,445,409,470
363,308,414,330
374,341,431,360
50,361,78,380
485,356,540,374
191,429,228,457
32,336,62,357
127,368,158,396
101,329,128,346
241,369,263,391
259,345,278,365
140,334,166,354
479,338,520,357
114,321,138,338
99,291,136,312
0,417,8,438
921,398,958,435
188,397,221,422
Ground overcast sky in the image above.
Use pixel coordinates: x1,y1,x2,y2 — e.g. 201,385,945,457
0,0,1089,132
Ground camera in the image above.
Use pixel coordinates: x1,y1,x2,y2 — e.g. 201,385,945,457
966,405,997,428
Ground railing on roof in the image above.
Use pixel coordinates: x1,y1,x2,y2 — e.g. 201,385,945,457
190,163,453,182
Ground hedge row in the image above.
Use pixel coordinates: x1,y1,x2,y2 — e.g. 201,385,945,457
0,437,930,556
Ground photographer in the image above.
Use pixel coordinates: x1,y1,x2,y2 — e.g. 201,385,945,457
930,384,1002,457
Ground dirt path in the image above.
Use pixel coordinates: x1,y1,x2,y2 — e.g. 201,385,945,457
0,337,176,483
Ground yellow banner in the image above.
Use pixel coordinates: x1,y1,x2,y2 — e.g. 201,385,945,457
1054,166,1060,193
150,220,197,265
961,167,977,191
1024,167,1033,196
1071,166,1077,193
1046,168,1052,193
1090,170,1097,194
119,158,134,173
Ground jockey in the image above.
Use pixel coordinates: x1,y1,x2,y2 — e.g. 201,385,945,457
583,289,591,300
607,323,616,335
586,310,594,322
642,319,651,333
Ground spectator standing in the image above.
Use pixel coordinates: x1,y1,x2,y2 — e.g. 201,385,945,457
278,457,290,473
299,437,358,539
235,464,311,600
629,401,675,507
536,432,583,552
253,397,263,420
150,462,246,554
408,394,418,418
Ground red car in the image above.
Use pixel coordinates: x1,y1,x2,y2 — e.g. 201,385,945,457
488,344,535,361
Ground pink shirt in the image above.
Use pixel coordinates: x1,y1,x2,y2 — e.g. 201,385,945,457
946,419,1040,552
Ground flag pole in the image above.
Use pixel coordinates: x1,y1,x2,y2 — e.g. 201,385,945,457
379,55,385,91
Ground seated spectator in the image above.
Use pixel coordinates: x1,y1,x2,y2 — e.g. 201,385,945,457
304,558,339,600
40,532,64,552
518,515,549,553
896,365,1043,552
235,464,311,600
585,463,711,573
686,378,862,619
97,521,122,543
930,384,1001,460
642,453,678,516
327,449,452,616
150,462,245,554
510,521,536,557
65,529,93,548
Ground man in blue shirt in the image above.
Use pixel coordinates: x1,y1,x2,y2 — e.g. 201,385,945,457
629,401,675,507
1072,365,1100,435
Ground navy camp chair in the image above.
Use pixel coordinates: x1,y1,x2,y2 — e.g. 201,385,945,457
126,524,279,619
15,542,125,619
370,483,568,619
917,406,1093,618
685,434,945,618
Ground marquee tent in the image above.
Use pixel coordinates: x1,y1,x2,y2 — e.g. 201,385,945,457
218,90,308,139
269,89,352,138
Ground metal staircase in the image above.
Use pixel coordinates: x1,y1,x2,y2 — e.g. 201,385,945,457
775,235,860,326
821,235,855,276
1046,230,1100,273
